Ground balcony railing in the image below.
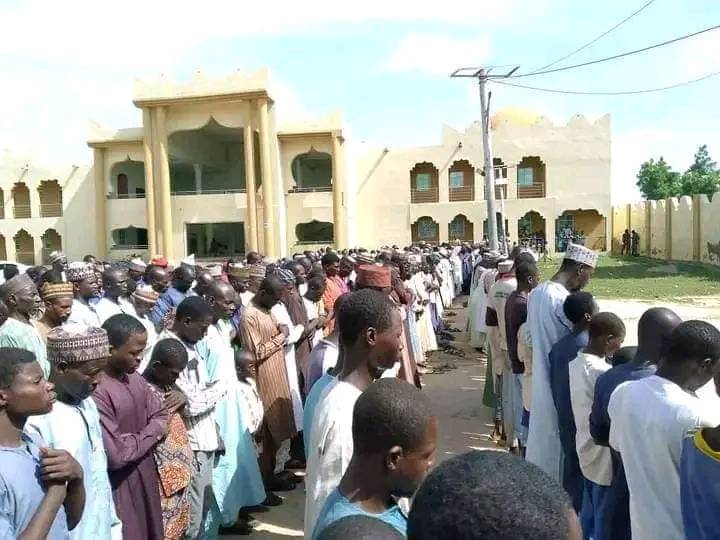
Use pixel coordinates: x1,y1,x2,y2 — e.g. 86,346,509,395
411,187,439,204
288,186,333,193
518,184,546,199
13,205,31,219
483,186,507,201
111,244,149,250
40,203,62,217
449,185,474,202
107,192,146,200
171,188,247,196
15,250,35,265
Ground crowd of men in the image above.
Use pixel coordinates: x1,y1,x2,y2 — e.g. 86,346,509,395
1,240,719,539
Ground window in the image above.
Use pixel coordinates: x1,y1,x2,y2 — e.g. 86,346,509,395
416,173,431,192
186,222,245,257
449,171,464,189
518,167,534,187
295,221,334,244
418,219,437,239
449,219,464,238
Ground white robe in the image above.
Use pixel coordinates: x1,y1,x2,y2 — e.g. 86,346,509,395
271,303,304,430
525,280,572,481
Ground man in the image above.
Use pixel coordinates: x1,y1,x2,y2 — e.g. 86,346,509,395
94,314,167,540
303,275,328,350
312,379,438,539
127,258,146,284
305,293,342,396
321,252,345,331
630,230,640,257
198,282,266,537
129,286,160,372
526,243,597,480
338,256,355,291
609,320,720,540
146,265,171,296
48,251,68,280
158,297,225,539
589,307,681,540
0,347,85,539
407,451,582,540
621,229,630,256
66,262,101,328
150,265,196,328
0,273,49,376
304,289,403,536
192,269,214,298
26,325,122,540
238,275,297,490
228,265,253,307
93,267,130,325
280,266,316,391
246,251,263,265
34,281,74,343
288,260,309,296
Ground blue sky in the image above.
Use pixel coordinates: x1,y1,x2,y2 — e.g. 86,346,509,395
1,0,719,202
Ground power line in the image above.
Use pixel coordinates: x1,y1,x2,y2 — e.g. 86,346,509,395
532,0,657,72
493,70,720,95
503,24,720,79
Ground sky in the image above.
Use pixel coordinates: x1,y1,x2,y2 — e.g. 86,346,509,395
1,0,719,203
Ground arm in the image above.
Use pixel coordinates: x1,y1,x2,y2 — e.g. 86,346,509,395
15,484,67,540
93,383,168,470
239,317,285,362
176,377,226,418
63,479,85,531
36,448,85,531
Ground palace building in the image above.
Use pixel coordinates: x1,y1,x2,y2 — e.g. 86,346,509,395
0,70,611,263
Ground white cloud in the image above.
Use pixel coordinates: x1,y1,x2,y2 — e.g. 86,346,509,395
387,34,491,76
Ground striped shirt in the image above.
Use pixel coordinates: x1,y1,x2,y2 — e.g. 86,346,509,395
158,330,225,452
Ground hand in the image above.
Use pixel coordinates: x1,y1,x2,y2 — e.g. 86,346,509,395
278,324,290,338
39,448,83,484
164,390,188,413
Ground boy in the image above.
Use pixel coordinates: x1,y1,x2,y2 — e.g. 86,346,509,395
143,338,194,540
0,347,84,539
407,451,582,540
94,314,168,539
312,379,438,538
26,325,122,539
548,291,597,512
569,312,625,539
609,320,720,540
304,289,403,536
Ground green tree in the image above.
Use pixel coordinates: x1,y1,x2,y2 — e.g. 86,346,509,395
687,144,717,176
636,157,681,199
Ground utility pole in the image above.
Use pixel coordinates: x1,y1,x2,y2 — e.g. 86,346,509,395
478,70,498,251
451,66,519,252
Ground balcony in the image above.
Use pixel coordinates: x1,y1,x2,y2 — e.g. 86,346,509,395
40,203,62,217
107,192,146,200
411,187,439,204
111,244,149,250
13,205,31,219
171,188,247,196
518,184,546,199
288,186,333,193
449,185,474,202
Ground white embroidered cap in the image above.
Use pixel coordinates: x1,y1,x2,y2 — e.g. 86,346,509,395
564,243,599,268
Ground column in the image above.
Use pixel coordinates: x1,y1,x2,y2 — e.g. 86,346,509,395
154,107,174,260
331,134,347,248
141,108,157,256
93,148,108,258
244,114,258,251
258,98,275,256
193,164,203,193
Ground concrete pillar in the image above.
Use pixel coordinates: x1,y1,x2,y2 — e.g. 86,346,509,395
644,201,652,255
141,108,158,256
332,134,347,248
693,194,702,261
154,107,174,260
243,116,258,252
665,198,673,261
93,148,108,258
258,98,275,256
193,164,203,193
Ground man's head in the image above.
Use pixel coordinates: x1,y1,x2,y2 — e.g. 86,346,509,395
39,282,74,325
172,296,213,344
339,257,355,279
299,257,313,274
305,275,327,302
254,275,285,311
246,251,263,265
322,252,341,277
145,338,188,388
247,265,266,293
128,258,146,282
0,274,41,317
47,325,109,402
131,286,159,318
67,262,99,300
637,307,682,364
588,312,626,358
611,346,638,367
147,266,170,295
318,515,404,540
172,265,196,294
563,291,598,331
286,262,307,286
83,255,97,264
662,320,720,392
0,348,55,420
102,314,148,374
515,261,539,291
337,289,402,373
102,267,129,300
407,451,581,540
206,281,237,321
49,251,67,272
194,270,214,297
352,379,437,497
558,259,595,292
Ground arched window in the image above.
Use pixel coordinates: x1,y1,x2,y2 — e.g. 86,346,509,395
0,235,6,259
448,160,474,202
449,214,474,242
411,216,439,243
410,163,439,203
296,221,334,244
111,227,149,249
291,149,332,191
14,229,34,265
41,229,62,264
517,156,546,198
38,180,63,217
518,211,546,249
556,209,606,251
12,183,31,219
110,160,146,198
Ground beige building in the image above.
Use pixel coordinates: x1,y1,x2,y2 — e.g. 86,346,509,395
0,71,612,264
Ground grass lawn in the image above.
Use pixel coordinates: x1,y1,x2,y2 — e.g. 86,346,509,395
536,255,720,300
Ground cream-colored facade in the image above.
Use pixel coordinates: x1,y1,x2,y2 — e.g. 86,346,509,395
0,71,612,263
